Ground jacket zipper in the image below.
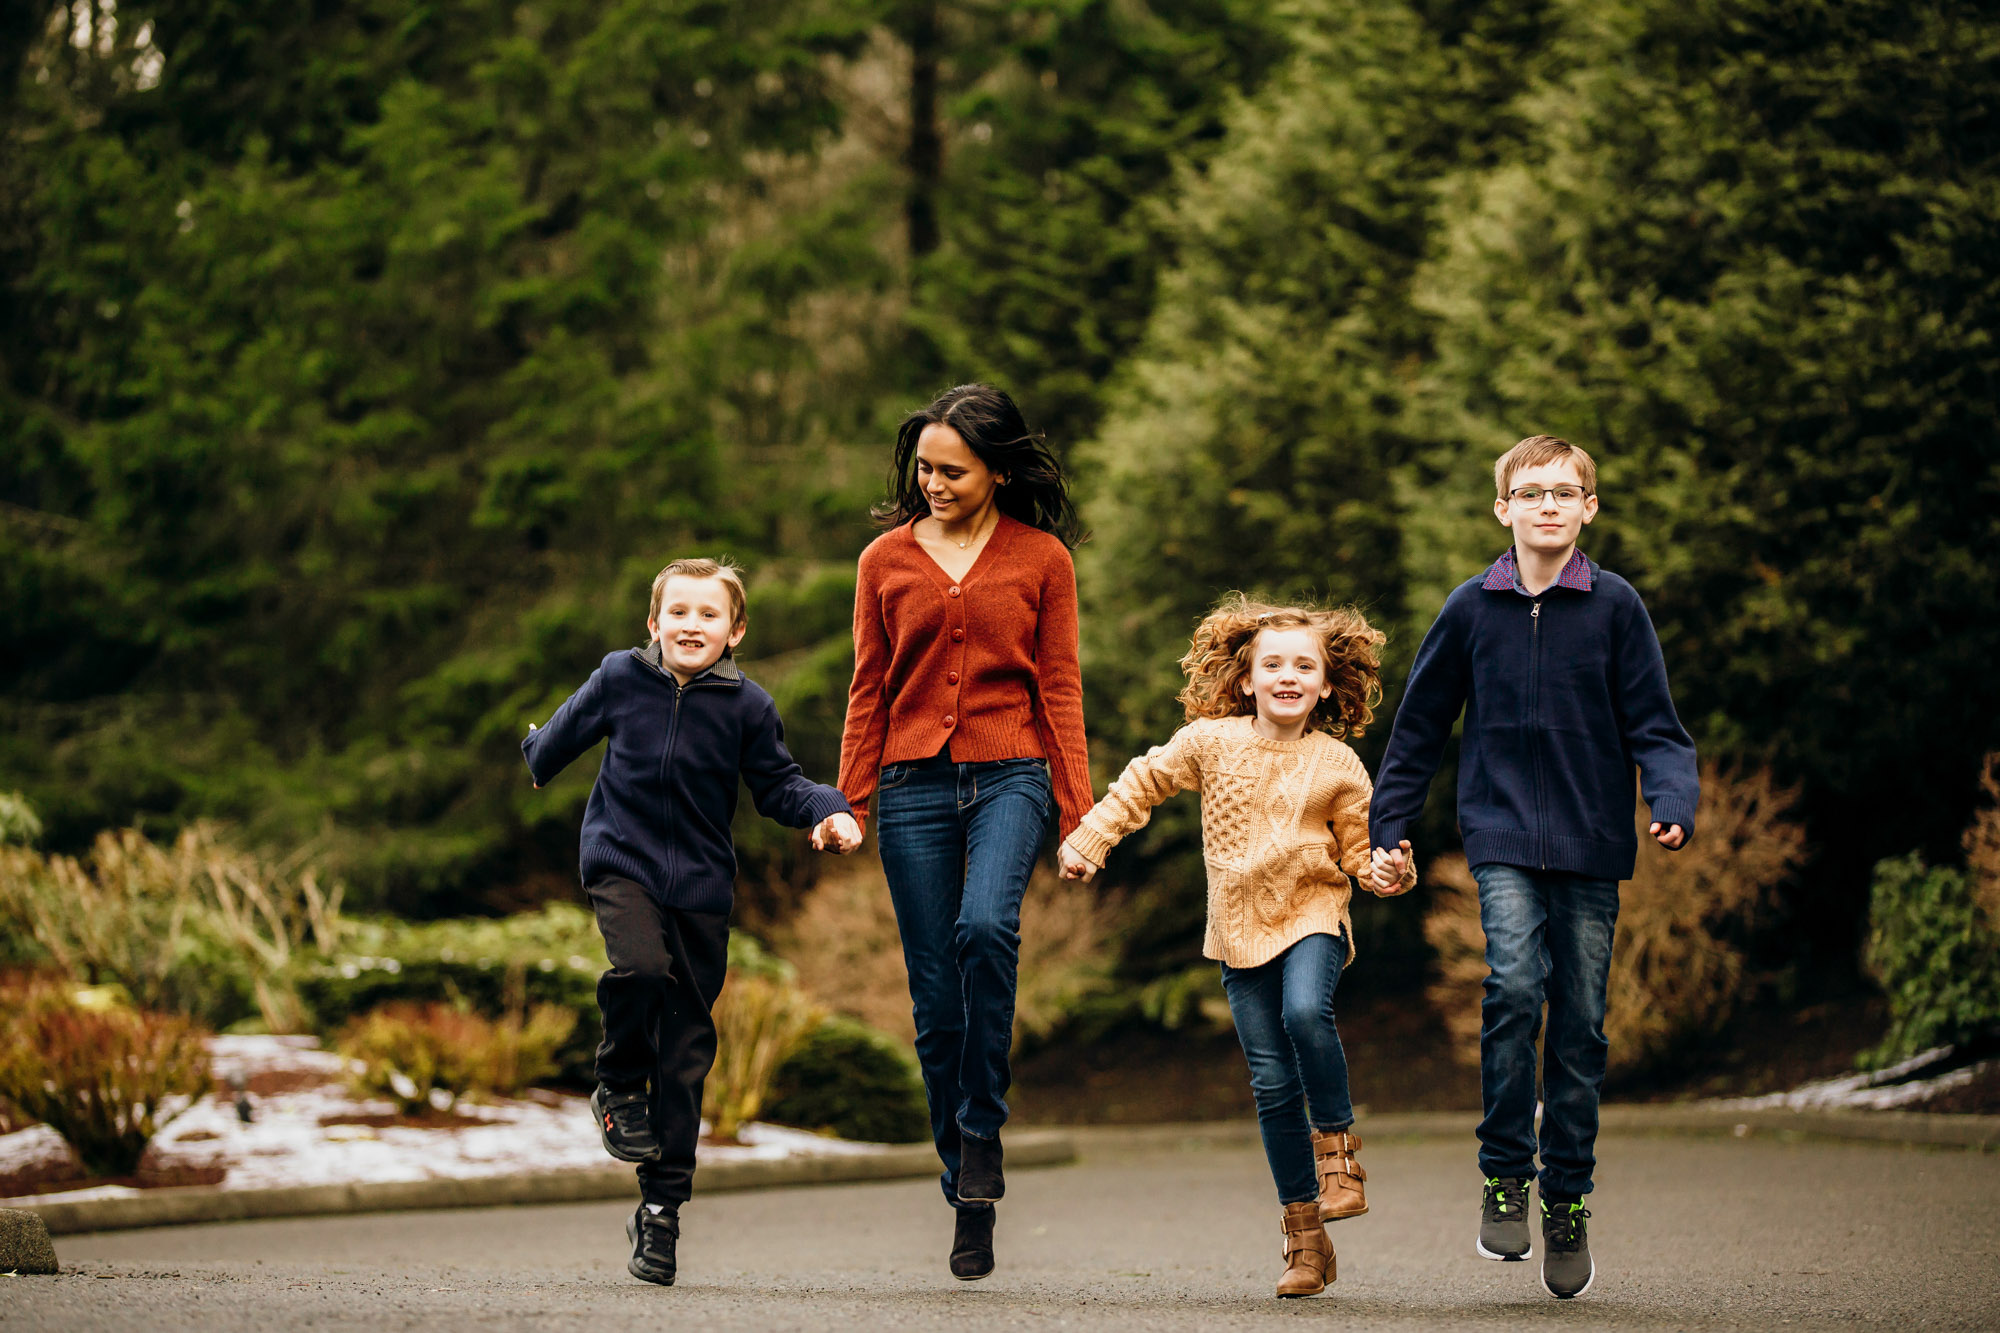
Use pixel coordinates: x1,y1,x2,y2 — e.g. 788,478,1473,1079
1530,598,1547,869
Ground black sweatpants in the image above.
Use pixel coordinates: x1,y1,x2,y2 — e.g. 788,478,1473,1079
585,875,730,1207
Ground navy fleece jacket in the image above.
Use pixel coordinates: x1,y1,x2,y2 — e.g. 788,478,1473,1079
1369,552,1699,881
522,644,851,913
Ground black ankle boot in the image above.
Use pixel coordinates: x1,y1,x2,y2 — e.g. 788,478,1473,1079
950,1206,996,1280
957,1130,1005,1203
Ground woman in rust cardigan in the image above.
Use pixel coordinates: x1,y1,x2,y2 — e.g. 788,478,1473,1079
836,384,1091,1281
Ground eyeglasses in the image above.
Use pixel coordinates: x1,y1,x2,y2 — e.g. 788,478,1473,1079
1507,485,1590,509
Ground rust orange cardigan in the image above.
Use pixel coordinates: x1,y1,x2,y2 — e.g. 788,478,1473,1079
838,515,1092,838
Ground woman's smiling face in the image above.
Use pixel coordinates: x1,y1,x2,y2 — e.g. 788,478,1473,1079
914,423,1001,522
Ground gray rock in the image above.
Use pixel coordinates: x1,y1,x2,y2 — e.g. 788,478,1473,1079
0,1208,59,1274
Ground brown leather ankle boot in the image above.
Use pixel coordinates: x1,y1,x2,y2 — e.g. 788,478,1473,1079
1312,1128,1368,1221
1276,1200,1334,1297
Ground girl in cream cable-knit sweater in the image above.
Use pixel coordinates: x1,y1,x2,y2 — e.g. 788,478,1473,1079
1059,595,1415,1299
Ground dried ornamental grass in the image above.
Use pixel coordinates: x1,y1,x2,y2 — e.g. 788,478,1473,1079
0,973,213,1177
777,862,1118,1049
1423,765,1805,1076
0,823,343,1031
703,973,824,1142
337,1000,576,1115
1963,753,2000,934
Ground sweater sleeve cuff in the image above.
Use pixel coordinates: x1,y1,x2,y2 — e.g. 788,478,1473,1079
1647,798,1697,842
805,786,853,827
1065,821,1115,868
1368,818,1413,853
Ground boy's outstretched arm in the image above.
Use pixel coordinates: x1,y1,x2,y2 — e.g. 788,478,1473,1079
1613,597,1700,849
522,667,611,789
741,696,855,846
1369,602,1471,860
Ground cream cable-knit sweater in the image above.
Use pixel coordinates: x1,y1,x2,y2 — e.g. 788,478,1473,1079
1065,715,1401,969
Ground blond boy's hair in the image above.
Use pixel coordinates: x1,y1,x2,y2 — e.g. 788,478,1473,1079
649,558,748,630
1494,435,1598,499
1176,593,1386,739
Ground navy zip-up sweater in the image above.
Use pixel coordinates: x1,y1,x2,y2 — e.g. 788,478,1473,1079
522,643,851,913
1369,550,1699,881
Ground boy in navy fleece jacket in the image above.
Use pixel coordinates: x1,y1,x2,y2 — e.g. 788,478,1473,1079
523,558,859,1286
1367,437,1698,1301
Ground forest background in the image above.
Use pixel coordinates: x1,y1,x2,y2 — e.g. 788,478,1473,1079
3,0,1996,1025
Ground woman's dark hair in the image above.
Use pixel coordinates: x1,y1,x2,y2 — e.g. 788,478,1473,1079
872,384,1087,548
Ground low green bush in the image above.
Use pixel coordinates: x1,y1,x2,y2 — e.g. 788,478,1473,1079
764,1015,930,1144
1863,852,2000,1066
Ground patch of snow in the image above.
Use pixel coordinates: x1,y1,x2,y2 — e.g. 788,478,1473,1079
1707,1046,1991,1112
0,1124,73,1176
0,1034,902,1208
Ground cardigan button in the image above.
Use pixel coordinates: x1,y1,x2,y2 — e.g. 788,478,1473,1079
947,585,961,597
951,628,964,642
948,671,959,685
944,714,956,726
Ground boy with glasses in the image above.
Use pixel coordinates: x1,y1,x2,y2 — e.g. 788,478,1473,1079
1367,436,1698,1300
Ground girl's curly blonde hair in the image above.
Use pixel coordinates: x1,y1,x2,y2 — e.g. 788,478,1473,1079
1176,593,1386,738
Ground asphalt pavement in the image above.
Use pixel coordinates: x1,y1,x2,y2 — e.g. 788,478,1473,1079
8,1128,1997,1331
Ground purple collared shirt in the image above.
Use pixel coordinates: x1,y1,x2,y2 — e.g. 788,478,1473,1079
1482,546,1595,596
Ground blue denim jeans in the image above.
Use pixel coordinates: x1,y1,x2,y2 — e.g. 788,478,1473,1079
1220,931,1354,1205
875,751,1051,1208
1472,863,1621,1199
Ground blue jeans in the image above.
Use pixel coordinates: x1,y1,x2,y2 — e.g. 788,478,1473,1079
875,751,1051,1208
1220,931,1354,1205
1472,863,1621,1199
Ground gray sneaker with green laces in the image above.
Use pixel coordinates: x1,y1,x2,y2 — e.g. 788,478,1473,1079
1540,1199,1594,1298
1477,1176,1532,1260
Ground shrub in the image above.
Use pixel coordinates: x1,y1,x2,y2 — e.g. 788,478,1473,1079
0,791,42,846
776,863,1118,1049
0,974,213,1177
295,903,605,1083
1963,753,2000,935
1423,765,1806,1077
703,970,824,1141
1862,853,2000,1066
0,824,344,1031
337,1001,577,1115
764,1015,930,1144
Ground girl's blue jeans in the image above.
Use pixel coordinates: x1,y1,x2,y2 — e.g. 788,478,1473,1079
1220,930,1354,1205
1471,862,1620,1200
874,751,1051,1209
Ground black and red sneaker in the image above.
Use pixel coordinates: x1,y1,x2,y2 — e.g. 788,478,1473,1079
592,1085,660,1163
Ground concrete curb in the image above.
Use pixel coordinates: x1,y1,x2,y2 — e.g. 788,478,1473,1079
15,1129,1077,1237
1064,1107,2000,1153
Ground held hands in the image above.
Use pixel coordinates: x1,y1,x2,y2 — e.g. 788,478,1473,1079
810,812,863,854
1369,839,1416,896
1650,822,1686,850
1057,842,1098,882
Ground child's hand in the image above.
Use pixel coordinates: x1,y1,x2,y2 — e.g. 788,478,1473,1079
1057,842,1097,882
811,812,863,854
1370,840,1415,896
1650,821,1686,850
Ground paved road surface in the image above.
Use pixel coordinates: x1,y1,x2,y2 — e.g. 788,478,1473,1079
9,1129,1997,1330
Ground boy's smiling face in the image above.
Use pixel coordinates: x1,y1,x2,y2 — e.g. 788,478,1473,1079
648,575,746,682
1495,458,1598,559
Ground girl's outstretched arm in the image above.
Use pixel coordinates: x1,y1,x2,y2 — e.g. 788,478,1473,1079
1061,722,1206,873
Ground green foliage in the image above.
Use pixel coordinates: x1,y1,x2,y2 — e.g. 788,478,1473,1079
337,1000,577,1115
1862,853,2000,1066
764,1014,930,1144
0,974,214,1178
0,791,41,846
295,904,605,1083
